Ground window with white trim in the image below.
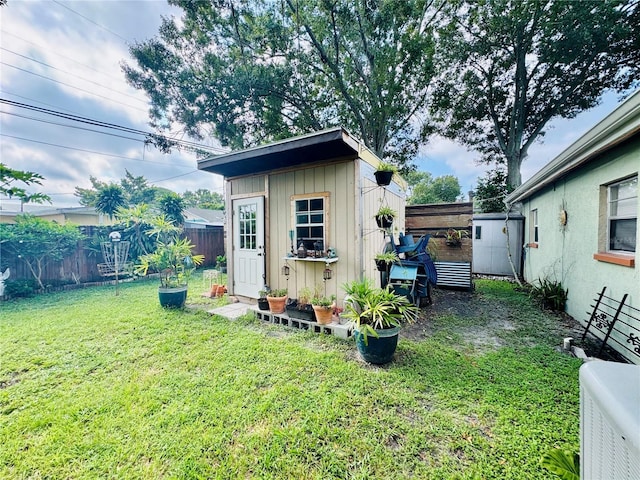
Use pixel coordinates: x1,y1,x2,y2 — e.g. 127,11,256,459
608,176,637,253
530,209,539,244
293,194,327,250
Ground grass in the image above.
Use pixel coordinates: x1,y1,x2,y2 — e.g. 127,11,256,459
0,277,581,479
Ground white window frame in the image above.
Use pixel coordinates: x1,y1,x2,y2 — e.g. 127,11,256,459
607,175,637,254
530,209,539,245
291,193,330,251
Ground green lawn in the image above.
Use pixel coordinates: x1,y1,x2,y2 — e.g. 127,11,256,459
0,278,581,479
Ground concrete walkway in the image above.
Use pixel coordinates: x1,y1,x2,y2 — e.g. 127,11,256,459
207,302,253,320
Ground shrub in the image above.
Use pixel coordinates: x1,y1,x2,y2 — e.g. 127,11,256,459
529,277,568,311
3,279,38,298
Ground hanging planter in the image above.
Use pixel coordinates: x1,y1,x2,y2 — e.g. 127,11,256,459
374,206,397,229
374,162,396,187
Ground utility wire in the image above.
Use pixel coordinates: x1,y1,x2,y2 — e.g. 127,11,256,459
1,30,126,84
51,0,129,43
1,47,148,106
0,133,195,168
1,98,228,154
1,62,149,113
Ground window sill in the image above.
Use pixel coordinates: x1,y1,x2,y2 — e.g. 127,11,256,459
527,243,539,249
593,252,635,267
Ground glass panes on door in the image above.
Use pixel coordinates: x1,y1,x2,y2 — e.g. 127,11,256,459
239,202,257,250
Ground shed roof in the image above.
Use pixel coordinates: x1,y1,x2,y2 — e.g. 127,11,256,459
506,89,640,204
198,127,370,178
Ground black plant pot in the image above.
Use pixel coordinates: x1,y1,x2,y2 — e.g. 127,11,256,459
286,300,316,321
375,215,393,229
158,286,188,308
374,170,393,186
355,327,400,364
375,259,389,272
258,298,270,311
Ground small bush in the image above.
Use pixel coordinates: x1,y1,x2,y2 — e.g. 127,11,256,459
529,277,568,311
3,279,38,298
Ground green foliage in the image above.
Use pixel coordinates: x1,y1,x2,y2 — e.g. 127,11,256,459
540,449,580,480
406,171,462,205
311,294,336,308
342,278,418,343
267,288,288,298
530,277,568,312
74,171,160,208
158,192,186,226
114,204,155,261
376,161,397,173
375,206,397,219
2,279,38,298
0,215,84,289
182,189,224,210
95,184,127,219
374,251,399,264
124,0,440,168
474,168,513,213
0,279,581,478
215,255,227,266
0,163,51,206
431,0,640,187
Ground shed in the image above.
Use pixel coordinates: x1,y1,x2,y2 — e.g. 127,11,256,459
198,127,407,303
472,213,524,276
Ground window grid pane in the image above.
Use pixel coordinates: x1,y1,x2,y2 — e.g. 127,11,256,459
294,197,325,248
608,176,637,252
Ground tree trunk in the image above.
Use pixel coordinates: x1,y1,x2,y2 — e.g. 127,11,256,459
506,153,522,189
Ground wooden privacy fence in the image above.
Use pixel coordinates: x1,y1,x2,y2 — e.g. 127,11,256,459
1,226,224,284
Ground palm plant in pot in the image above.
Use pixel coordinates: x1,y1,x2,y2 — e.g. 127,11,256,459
342,278,418,364
135,216,204,308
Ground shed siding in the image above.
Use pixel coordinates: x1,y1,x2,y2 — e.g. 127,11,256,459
267,162,356,302
521,138,639,361
230,175,266,196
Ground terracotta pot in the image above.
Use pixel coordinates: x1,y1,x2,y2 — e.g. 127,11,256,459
312,304,334,325
216,285,225,297
267,295,287,314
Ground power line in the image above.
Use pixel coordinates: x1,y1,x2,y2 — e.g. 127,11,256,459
0,133,195,168
1,98,228,154
1,30,126,85
1,62,149,114
1,47,148,106
51,0,129,43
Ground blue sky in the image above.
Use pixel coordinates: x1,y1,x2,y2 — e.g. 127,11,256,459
0,1,625,208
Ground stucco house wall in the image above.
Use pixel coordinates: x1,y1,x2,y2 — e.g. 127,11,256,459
519,139,639,321
507,90,639,363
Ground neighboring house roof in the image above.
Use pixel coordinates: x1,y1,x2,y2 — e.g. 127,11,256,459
0,205,111,225
506,89,640,204
184,208,224,226
198,127,380,178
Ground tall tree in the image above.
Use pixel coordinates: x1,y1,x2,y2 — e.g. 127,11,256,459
431,0,640,188
120,170,158,205
74,176,107,207
182,189,224,210
0,163,51,206
406,171,461,204
474,169,512,213
158,192,186,226
95,184,127,220
124,0,443,168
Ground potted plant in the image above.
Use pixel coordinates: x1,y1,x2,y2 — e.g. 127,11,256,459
311,294,336,325
342,278,418,364
258,289,270,311
441,228,469,247
216,254,227,273
374,161,396,186
374,251,399,272
266,288,288,314
375,206,397,229
136,216,205,308
286,285,316,321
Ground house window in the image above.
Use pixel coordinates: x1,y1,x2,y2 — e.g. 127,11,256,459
608,176,637,253
475,225,482,240
530,209,539,245
293,194,328,250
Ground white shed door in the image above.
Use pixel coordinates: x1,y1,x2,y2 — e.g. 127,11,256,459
232,196,265,298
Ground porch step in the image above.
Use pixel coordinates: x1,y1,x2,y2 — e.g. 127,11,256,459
250,306,353,339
